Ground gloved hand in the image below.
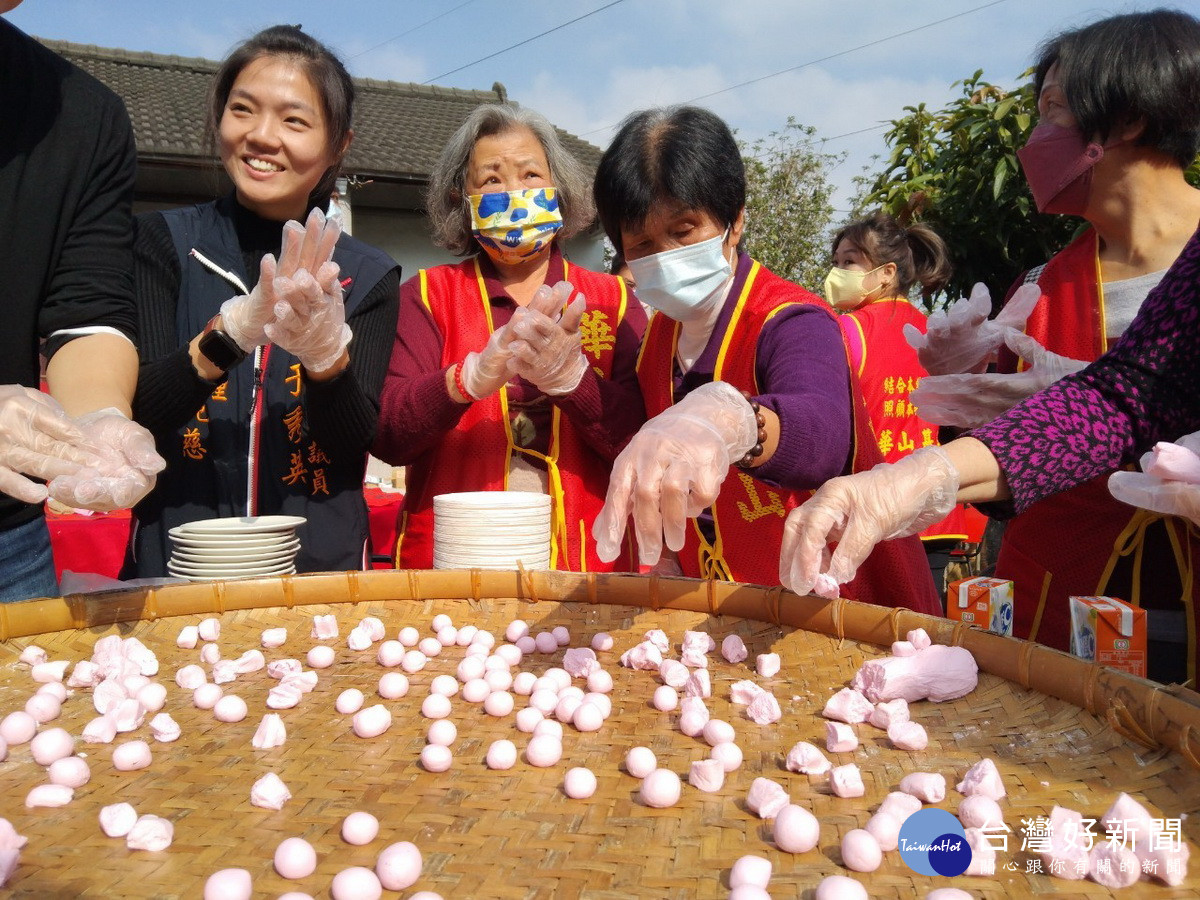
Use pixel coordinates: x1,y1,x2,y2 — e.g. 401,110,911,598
778,445,959,596
459,320,517,401
903,283,1041,375
0,386,100,505
507,281,589,395
263,264,352,373
1109,431,1200,526
592,380,757,566
219,208,343,354
47,408,165,512
911,329,1089,428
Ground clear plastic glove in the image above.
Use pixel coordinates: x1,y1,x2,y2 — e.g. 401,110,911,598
592,380,757,566
263,264,352,373
778,445,959,596
460,319,518,401
219,208,342,353
0,386,100,504
47,408,165,512
903,283,1041,375
911,330,1088,428
1109,431,1200,526
507,281,589,395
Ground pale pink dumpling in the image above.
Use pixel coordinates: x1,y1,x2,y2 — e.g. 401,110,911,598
0,711,37,746
756,653,781,678
306,646,335,669
175,664,207,690
879,791,923,821
785,741,831,775
829,764,865,799
506,619,529,642
397,626,419,647
841,828,882,872
720,634,748,664
534,631,558,654
688,758,725,792
36,681,68,702
331,866,382,900
534,719,564,740
710,741,743,772
99,802,138,837
516,635,537,654
30,727,74,766
427,719,457,746
652,685,677,712
702,719,735,747
261,627,287,648
591,632,614,652
625,746,656,778
746,777,790,819
823,687,875,724
865,811,902,851
729,854,772,889
377,640,404,667
417,637,441,658
551,625,570,646
494,643,522,667
375,841,422,891
126,814,173,851
888,720,928,751
525,735,562,768
342,811,380,845
337,689,365,714
586,669,613,694
193,683,223,710
352,705,392,739
204,868,250,900
198,617,222,641
484,691,514,718
815,875,868,900
956,757,1006,801
112,740,152,771
48,756,90,788
486,739,518,770
958,795,1004,830
421,694,451,720
30,660,69,684
515,707,543,733
135,682,168,713
745,690,782,725
774,804,820,853
149,713,181,743
640,768,682,808
214,695,248,723
563,767,597,799
25,693,61,724
274,837,318,879
899,772,946,803
825,722,858,753
199,644,221,666
25,784,73,808
401,650,427,674
461,678,490,703
252,713,287,749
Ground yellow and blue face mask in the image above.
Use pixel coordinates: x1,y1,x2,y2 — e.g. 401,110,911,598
468,188,563,266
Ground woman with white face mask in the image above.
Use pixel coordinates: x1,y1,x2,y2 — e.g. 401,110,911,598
590,105,939,614
826,211,971,595
372,104,647,572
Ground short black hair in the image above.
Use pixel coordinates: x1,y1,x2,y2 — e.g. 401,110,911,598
1034,8,1200,167
593,105,745,254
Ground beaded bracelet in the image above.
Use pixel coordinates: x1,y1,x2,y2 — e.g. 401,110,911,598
735,390,767,469
452,361,472,403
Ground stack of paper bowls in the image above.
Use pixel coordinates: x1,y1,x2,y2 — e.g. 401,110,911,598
167,515,306,581
433,491,551,570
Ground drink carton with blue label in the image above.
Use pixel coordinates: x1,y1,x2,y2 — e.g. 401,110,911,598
1068,595,1146,678
946,576,1014,636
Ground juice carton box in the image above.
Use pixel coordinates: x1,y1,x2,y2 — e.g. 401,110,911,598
1068,595,1147,678
946,576,1014,636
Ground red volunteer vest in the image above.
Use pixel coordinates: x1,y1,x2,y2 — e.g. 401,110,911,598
842,298,969,541
996,229,1198,683
395,257,637,573
638,260,940,614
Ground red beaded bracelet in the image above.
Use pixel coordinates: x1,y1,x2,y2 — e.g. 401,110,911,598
453,361,472,402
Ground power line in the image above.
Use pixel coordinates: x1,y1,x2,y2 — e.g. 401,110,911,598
580,0,1007,137
424,0,627,84
348,0,480,61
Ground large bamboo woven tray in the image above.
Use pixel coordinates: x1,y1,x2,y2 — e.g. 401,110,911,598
0,570,1197,899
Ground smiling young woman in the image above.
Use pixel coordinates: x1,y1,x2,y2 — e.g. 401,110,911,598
123,25,401,579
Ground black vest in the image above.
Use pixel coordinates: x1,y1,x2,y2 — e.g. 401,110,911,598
127,196,396,577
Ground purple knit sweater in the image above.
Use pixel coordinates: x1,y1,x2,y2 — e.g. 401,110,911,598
971,227,1200,515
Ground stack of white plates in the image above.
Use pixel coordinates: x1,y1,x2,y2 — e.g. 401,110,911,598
167,515,306,581
433,492,551,570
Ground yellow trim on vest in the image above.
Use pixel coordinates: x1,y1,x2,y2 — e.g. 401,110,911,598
1093,239,1109,353
578,519,588,574
418,269,432,313
713,262,761,379
394,509,407,568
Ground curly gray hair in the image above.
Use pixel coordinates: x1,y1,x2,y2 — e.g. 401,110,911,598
425,103,595,256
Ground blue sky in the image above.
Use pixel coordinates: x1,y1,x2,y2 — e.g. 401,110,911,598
7,0,1171,211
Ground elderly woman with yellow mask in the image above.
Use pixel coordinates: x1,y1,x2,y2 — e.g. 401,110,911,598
372,104,647,572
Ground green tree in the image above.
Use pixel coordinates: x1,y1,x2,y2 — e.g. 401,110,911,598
740,119,844,293
858,71,1079,308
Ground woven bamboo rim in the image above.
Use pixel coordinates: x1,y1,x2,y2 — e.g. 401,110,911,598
0,570,1196,898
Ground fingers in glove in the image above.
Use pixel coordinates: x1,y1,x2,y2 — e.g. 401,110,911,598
779,500,842,595
0,466,51,505
593,456,637,562
658,462,694,553
294,209,327,274
995,282,1041,329
276,222,306,278
559,294,586,332
1001,328,1048,367
630,462,667,566
902,321,926,352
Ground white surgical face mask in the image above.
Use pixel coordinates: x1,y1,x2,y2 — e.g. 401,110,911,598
626,230,733,322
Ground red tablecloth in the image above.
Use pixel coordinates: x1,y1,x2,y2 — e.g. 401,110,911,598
45,488,405,578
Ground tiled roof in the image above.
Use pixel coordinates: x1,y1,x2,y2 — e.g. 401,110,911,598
40,38,601,182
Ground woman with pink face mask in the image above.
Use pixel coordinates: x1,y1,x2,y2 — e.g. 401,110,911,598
372,104,647,572
783,10,1200,684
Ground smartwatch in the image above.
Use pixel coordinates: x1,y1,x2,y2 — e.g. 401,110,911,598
197,315,248,371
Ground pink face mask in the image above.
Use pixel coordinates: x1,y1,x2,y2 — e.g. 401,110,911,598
1017,122,1105,216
